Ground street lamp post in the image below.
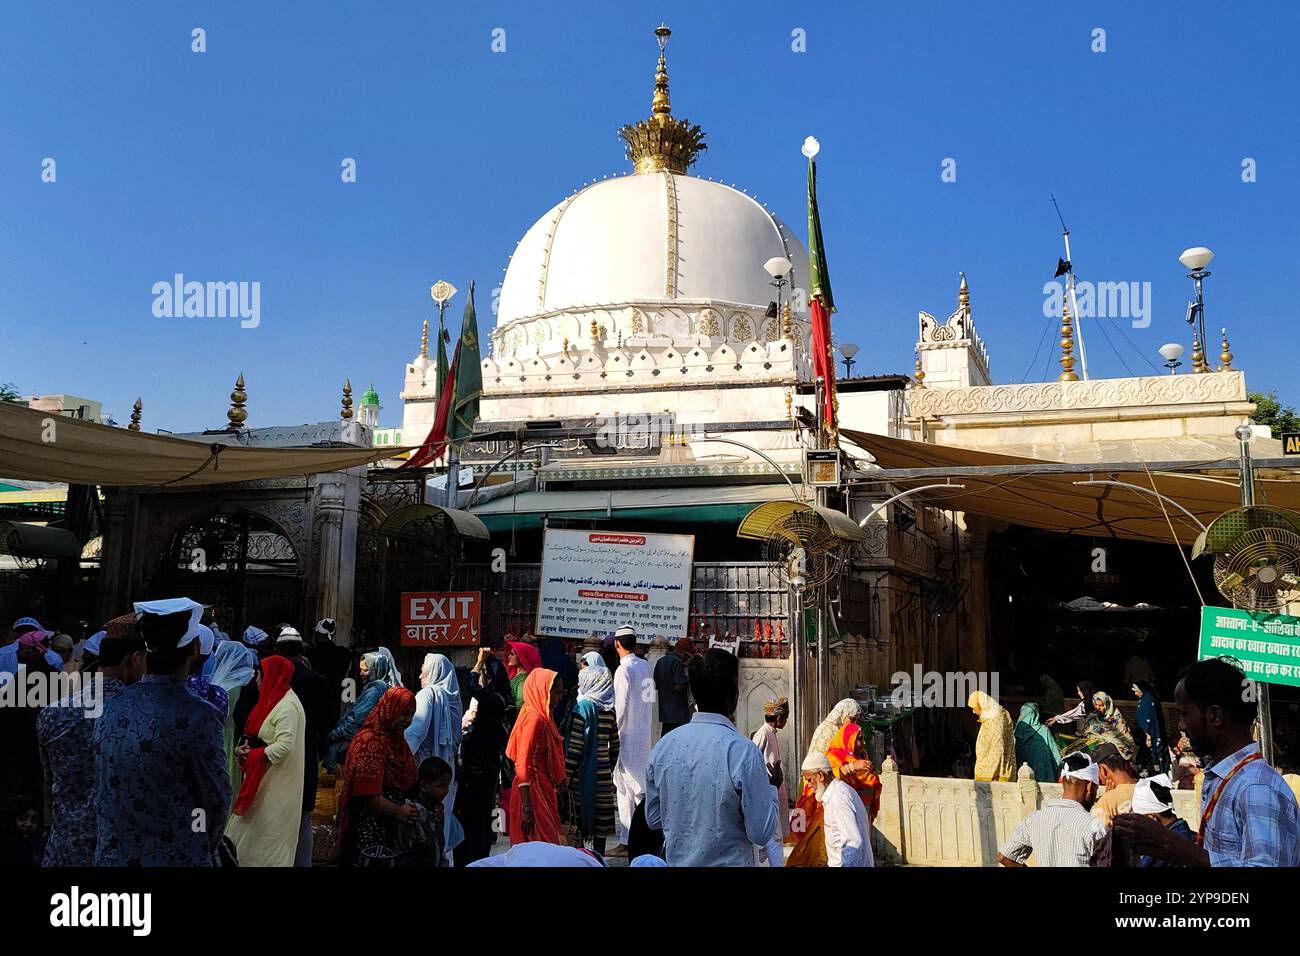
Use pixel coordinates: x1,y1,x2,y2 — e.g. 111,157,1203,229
838,342,859,378
1179,247,1214,373
764,256,793,324
1158,342,1185,375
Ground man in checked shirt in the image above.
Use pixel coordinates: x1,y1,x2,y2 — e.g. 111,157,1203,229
1115,657,1300,866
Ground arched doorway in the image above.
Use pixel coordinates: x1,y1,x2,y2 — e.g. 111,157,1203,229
151,510,302,637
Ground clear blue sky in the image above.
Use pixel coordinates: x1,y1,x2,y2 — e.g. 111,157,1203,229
3,1,1297,432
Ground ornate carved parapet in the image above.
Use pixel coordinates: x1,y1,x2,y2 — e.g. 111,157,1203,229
907,370,1249,424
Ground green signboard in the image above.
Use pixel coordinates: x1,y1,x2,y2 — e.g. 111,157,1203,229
1198,606,1300,688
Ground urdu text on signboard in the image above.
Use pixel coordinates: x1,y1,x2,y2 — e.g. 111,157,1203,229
536,529,694,642
401,591,482,647
1198,605,1300,688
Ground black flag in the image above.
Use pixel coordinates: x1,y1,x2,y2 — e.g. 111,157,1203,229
1054,257,1071,278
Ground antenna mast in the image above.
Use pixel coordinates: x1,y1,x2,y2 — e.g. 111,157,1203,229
1051,195,1089,380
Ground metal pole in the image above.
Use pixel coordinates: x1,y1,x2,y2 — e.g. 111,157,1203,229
1237,427,1275,764
792,584,805,758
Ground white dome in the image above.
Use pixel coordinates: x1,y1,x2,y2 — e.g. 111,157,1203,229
497,173,809,327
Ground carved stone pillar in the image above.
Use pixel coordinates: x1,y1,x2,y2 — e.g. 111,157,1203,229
875,755,904,864
314,469,359,647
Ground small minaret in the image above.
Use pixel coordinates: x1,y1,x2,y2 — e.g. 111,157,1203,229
1058,298,1079,382
358,382,381,427
915,272,991,388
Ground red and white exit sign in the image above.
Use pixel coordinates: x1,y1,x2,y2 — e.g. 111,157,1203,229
400,591,481,647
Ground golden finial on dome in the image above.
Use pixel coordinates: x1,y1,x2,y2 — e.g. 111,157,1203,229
420,318,429,359
227,372,247,428
128,397,142,432
781,300,792,338
1058,300,1079,382
1220,328,1234,370
590,318,601,342
1191,330,1206,373
958,272,970,311
914,355,926,388
341,379,353,420
618,24,707,175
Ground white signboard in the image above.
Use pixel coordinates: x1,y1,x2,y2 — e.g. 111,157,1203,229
536,529,695,642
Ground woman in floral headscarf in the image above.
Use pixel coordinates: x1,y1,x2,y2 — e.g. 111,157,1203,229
339,686,418,865
1083,690,1136,762
826,722,882,821
506,668,567,845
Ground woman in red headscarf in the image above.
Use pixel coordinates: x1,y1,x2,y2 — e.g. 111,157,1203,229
826,722,881,822
505,640,543,711
226,656,307,866
339,686,419,865
506,668,567,846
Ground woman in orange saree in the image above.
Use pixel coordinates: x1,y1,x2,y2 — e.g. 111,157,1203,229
505,668,567,846
826,722,881,821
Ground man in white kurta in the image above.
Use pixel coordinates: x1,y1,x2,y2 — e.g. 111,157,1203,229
612,625,653,846
803,750,874,868
751,697,790,840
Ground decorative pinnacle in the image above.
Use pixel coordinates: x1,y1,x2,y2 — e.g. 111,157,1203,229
1058,300,1079,382
420,319,429,358
341,379,353,420
914,355,926,388
781,300,792,338
128,398,142,432
1192,331,1206,373
618,24,707,175
227,373,247,428
1220,328,1234,370
958,272,970,311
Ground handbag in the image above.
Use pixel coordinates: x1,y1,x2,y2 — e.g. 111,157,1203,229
557,787,584,848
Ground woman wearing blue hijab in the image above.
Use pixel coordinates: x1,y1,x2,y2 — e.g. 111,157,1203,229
563,652,619,853
1132,680,1170,775
325,650,395,771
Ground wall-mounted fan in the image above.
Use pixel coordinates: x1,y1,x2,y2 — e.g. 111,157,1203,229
1193,505,1300,612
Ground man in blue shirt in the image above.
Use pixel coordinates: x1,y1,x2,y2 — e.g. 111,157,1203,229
645,648,776,866
1115,656,1300,867
93,599,231,867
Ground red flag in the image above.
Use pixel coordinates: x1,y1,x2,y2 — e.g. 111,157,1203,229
806,150,837,437
404,343,460,469
810,298,836,433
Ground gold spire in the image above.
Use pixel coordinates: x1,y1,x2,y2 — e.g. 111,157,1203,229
227,373,247,428
781,300,792,338
1192,330,1206,373
1058,300,1079,382
914,354,926,387
420,319,429,359
341,379,353,420
127,397,142,432
590,318,600,342
1220,328,1234,370
958,272,970,311
618,25,707,175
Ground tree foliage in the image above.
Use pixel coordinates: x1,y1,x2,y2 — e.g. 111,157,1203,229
1249,390,1300,436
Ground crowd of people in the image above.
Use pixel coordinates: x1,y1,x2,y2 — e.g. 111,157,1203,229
5,603,1298,868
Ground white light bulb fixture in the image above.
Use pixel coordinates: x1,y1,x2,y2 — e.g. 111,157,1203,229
1179,246,1215,272
764,256,793,279
801,136,820,158
838,343,860,360
1158,343,1185,362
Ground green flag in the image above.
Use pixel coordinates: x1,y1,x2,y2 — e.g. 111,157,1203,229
435,314,449,402
448,282,482,447
807,157,835,312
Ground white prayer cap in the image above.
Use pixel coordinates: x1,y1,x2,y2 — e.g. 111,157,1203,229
1058,752,1100,784
801,750,833,773
615,624,637,639
243,626,269,646
83,630,106,656
630,854,668,867
277,626,303,644
1132,774,1175,814
133,598,203,649
197,624,216,655
314,618,336,636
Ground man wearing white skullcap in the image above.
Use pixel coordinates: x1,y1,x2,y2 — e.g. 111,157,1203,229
998,752,1108,867
800,749,873,867
1124,774,1195,867
612,622,653,849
